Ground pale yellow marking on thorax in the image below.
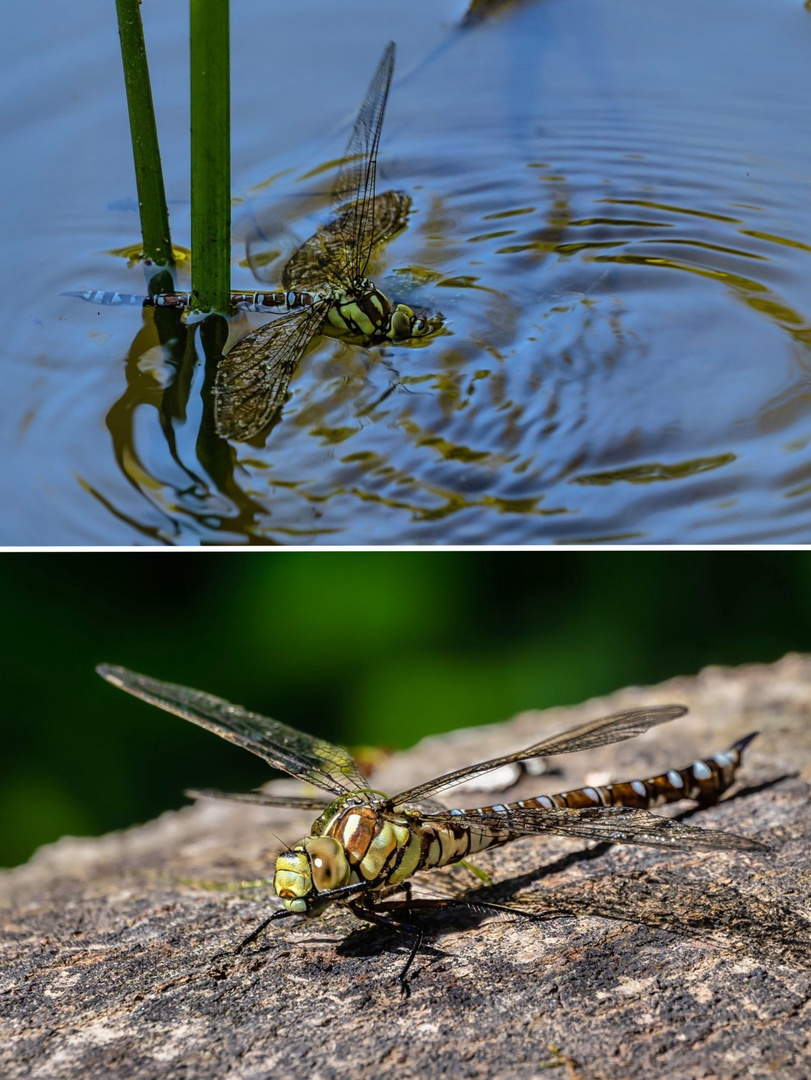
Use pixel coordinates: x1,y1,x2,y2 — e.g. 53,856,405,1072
360,821,401,880
341,813,364,849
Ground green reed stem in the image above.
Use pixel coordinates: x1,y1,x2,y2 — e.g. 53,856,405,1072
115,0,174,274
190,0,231,313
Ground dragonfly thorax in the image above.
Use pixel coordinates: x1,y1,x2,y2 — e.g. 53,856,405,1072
325,279,392,341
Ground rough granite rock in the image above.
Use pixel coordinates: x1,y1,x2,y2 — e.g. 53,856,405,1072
2,654,810,1080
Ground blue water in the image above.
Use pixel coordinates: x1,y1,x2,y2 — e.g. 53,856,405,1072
3,0,811,543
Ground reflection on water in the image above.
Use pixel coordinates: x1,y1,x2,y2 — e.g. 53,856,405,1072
4,0,811,543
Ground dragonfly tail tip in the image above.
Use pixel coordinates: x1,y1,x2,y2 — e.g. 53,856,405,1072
732,731,759,756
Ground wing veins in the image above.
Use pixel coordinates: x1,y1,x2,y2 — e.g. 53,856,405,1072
282,190,411,292
98,665,370,796
423,805,767,852
332,41,395,283
392,705,688,805
215,301,327,440
185,788,332,810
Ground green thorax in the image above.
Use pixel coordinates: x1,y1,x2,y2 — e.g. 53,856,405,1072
311,790,389,837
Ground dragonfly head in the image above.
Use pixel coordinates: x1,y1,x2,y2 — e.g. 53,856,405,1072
273,836,351,917
390,303,434,341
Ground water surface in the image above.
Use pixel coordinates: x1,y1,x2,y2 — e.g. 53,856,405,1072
3,0,811,543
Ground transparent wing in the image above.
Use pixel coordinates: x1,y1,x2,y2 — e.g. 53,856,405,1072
214,301,327,441
391,705,689,806
186,788,332,811
98,665,371,797
395,795,452,815
422,805,767,852
283,189,411,291
331,41,395,284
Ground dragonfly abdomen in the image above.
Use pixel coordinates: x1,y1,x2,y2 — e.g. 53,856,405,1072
229,291,325,313
414,733,759,868
481,731,757,824
64,289,324,313
417,816,511,870
64,289,167,307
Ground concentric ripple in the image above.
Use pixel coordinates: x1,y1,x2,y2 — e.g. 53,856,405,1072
6,0,811,543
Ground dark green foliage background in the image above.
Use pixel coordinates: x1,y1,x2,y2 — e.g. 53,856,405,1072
1,551,808,868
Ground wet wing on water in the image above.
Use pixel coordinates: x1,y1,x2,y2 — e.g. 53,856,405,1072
67,42,433,444
214,302,327,442
329,39,395,284
281,190,412,292
214,43,404,440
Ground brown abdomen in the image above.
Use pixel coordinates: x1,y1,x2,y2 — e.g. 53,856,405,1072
507,732,757,815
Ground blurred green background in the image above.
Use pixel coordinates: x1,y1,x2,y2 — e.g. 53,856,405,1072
2,551,810,868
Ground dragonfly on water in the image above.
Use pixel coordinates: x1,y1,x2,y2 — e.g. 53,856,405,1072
68,42,439,440
98,664,766,993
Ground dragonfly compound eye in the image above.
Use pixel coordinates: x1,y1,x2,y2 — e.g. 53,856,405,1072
304,836,351,893
390,304,419,340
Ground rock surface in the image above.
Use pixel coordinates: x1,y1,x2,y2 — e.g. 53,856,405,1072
2,654,810,1080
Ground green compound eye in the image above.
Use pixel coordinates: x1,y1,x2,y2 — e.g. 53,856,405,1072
304,836,351,893
390,304,417,340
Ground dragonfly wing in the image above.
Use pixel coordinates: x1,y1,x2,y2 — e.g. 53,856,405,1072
395,795,452,815
185,788,332,810
214,302,326,440
391,705,688,805
331,41,395,283
423,805,767,853
98,665,371,797
282,190,412,292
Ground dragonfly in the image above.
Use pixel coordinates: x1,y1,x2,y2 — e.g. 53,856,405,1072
68,42,438,441
97,664,766,992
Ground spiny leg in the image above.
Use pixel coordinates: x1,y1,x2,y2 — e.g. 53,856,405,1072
350,902,423,997
234,908,294,954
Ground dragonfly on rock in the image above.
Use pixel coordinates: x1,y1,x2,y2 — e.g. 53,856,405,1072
97,664,767,993
68,42,439,441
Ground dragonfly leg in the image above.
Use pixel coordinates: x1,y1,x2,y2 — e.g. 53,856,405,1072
374,896,549,938
349,902,423,997
355,897,547,991
234,908,294,954
375,897,539,918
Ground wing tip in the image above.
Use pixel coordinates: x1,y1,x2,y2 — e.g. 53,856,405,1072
665,703,689,718
96,663,128,688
